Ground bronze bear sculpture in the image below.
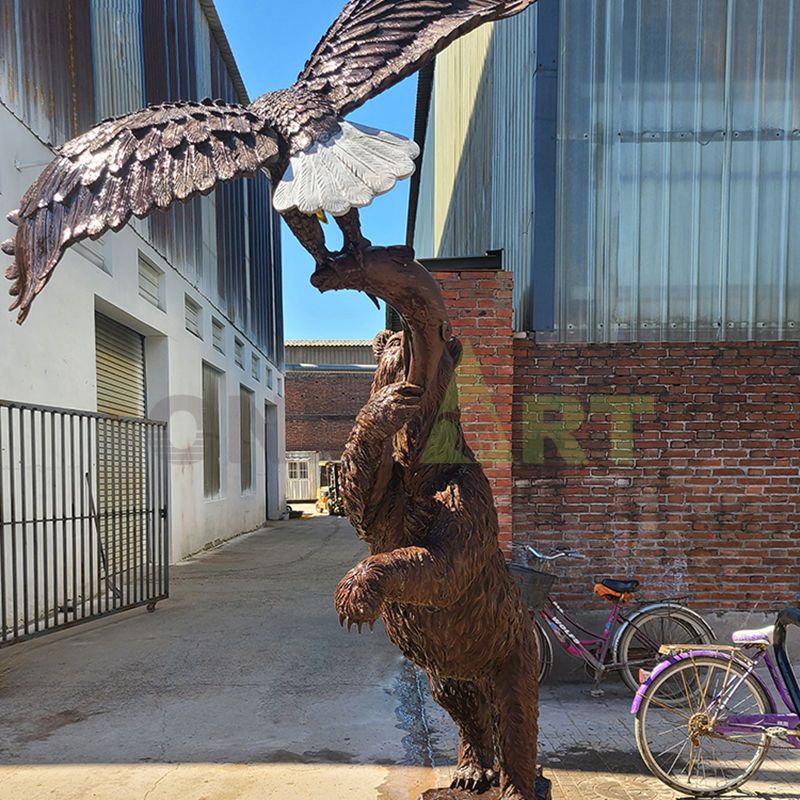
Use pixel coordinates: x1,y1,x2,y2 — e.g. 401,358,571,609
317,248,545,800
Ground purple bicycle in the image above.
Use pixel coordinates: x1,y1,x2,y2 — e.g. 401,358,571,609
632,607,800,796
518,546,715,694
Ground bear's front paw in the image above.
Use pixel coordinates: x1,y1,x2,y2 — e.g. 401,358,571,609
334,560,387,632
366,382,424,435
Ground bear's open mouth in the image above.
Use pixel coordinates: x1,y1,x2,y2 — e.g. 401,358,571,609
310,246,450,391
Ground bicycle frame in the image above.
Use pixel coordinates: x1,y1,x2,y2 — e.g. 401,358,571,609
538,596,632,674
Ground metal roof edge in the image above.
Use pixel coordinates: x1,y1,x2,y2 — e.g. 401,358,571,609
285,340,374,347
419,250,503,272
286,363,377,372
406,60,435,248
197,0,251,105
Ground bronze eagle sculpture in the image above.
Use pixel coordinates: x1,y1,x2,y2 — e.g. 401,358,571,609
4,0,535,323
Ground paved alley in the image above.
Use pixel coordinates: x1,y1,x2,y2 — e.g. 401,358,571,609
0,514,796,800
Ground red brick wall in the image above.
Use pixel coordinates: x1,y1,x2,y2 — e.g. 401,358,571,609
285,370,375,456
432,270,515,553
513,340,800,611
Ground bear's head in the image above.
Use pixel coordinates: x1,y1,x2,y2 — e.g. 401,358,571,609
370,329,471,468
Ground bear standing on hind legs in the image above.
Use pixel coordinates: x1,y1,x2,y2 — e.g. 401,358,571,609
320,248,549,800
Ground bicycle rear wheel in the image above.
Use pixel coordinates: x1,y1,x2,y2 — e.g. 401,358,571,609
635,655,772,796
617,606,713,693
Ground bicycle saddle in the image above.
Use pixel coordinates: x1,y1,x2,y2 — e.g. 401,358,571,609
601,578,640,594
732,625,775,646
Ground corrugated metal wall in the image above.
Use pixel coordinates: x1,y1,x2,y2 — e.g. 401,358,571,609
490,11,537,332
285,342,376,367
0,0,284,362
411,25,495,260
0,0,95,145
555,0,800,342
91,0,146,120
415,0,799,342
413,82,437,260
142,0,205,296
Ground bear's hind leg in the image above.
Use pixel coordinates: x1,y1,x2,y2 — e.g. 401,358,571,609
428,675,496,791
493,630,540,800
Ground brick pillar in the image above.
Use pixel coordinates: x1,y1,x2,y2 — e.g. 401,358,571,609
431,269,514,553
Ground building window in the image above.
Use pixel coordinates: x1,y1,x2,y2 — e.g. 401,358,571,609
240,386,254,493
251,354,261,381
185,295,202,339
277,377,283,397
202,363,223,498
266,367,274,390
76,239,107,274
288,461,308,481
138,255,164,309
234,338,245,368
212,318,225,353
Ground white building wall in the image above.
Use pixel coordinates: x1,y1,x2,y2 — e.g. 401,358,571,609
0,103,286,561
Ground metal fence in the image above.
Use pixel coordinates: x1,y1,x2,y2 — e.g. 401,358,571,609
0,400,169,647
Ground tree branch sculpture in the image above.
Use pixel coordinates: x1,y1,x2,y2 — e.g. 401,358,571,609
314,248,550,800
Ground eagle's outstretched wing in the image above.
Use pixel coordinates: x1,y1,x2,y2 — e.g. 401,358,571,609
5,99,278,323
296,0,535,117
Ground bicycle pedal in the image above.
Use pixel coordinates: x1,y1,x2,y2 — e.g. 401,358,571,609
589,687,605,698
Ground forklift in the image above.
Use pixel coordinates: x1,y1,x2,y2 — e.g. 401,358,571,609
318,460,346,516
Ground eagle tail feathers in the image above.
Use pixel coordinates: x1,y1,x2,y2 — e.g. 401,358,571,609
273,121,419,218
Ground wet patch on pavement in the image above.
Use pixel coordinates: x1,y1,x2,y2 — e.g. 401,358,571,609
393,660,456,769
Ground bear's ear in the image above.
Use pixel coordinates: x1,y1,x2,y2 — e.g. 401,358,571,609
372,330,393,362
446,337,463,366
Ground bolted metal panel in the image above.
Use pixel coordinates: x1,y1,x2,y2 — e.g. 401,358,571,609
554,0,800,343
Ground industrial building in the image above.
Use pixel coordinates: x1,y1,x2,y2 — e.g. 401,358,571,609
284,340,375,502
410,0,799,619
0,0,285,646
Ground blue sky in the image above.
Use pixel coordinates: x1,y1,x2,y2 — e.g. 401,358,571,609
215,0,418,341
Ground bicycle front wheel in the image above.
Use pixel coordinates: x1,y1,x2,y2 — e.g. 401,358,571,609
617,606,713,693
635,655,772,796
533,617,553,684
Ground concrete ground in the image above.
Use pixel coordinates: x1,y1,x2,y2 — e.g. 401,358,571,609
0,513,797,800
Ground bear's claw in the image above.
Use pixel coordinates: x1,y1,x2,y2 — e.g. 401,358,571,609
450,764,496,792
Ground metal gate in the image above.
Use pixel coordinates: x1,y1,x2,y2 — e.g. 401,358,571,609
0,400,169,647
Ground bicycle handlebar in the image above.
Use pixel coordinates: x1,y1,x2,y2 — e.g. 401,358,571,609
524,545,586,561
774,607,800,716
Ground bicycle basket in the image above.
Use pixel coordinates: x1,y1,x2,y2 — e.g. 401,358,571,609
509,564,556,611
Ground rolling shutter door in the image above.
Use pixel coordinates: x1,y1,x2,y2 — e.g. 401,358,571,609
95,314,146,417
95,314,147,583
